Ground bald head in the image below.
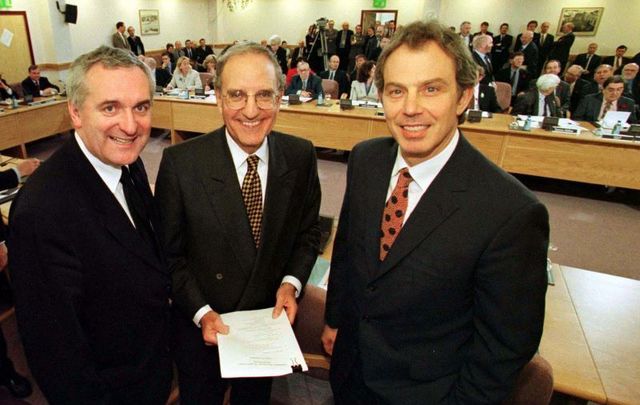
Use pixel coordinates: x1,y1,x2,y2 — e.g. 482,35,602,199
521,31,533,45
564,65,583,83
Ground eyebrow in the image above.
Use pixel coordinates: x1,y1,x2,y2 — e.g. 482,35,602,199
385,78,449,89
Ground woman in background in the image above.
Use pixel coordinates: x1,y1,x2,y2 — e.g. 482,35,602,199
350,61,378,102
166,56,202,90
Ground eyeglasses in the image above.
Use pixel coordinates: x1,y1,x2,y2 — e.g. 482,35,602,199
222,89,278,110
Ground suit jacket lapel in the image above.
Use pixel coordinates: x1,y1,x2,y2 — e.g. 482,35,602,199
254,133,297,268
373,136,471,281
199,129,257,277
66,138,162,270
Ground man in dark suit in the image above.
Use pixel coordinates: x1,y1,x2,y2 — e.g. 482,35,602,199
472,66,501,112
364,25,384,62
574,76,637,123
492,23,513,70
144,57,171,88
335,21,353,71
0,76,15,99
195,38,214,65
496,52,530,104
0,158,39,399
514,20,540,51
621,63,640,105
268,35,288,77
183,39,197,64
513,74,562,117
518,30,539,79
564,64,591,114
155,42,321,405
322,21,549,405
602,45,631,74
541,59,570,116
547,22,575,71
471,34,495,84
319,55,350,98
537,22,554,75
126,26,145,56
21,64,60,97
285,60,323,99
9,46,172,404
574,43,602,82
582,64,614,97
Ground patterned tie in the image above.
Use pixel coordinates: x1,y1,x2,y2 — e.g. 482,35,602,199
380,168,413,261
242,155,263,247
600,101,613,120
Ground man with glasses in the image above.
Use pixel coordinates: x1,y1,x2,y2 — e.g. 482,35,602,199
155,42,321,404
286,60,323,99
574,75,637,123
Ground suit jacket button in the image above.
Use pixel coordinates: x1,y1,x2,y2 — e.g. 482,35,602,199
216,273,223,280
367,285,376,292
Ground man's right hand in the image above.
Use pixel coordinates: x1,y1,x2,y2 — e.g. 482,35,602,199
321,324,338,355
200,310,229,346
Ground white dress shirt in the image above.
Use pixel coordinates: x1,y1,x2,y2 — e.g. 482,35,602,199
386,130,459,224
74,132,135,225
192,131,302,327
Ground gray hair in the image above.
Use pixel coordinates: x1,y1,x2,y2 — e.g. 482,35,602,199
67,46,153,108
472,34,491,50
214,42,285,91
144,57,157,69
536,74,561,92
269,35,282,46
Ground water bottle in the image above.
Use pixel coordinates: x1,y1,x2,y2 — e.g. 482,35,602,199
317,91,324,106
11,96,18,109
523,116,532,131
612,120,622,135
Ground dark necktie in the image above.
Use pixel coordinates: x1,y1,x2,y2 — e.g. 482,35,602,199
120,166,155,249
329,70,335,81
585,54,593,71
242,155,263,247
484,55,493,75
511,70,519,95
543,98,549,117
380,168,413,261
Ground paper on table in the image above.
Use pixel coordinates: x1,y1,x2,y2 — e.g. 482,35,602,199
217,307,308,378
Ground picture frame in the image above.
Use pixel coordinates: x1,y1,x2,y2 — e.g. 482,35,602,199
557,7,603,36
139,9,159,36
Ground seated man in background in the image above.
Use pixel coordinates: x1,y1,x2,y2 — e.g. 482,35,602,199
0,75,14,99
0,158,39,399
144,57,171,88
286,60,323,99
195,38,215,67
573,43,601,82
574,75,637,123
621,63,639,105
512,74,562,117
583,64,613,96
319,55,350,98
471,66,501,113
539,59,570,117
495,52,530,105
564,65,591,114
21,65,60,97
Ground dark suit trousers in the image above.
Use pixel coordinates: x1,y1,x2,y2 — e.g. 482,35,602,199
174,314,272,405
332,355,383,405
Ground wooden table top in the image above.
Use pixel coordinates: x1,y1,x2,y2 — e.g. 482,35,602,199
561,265,640,405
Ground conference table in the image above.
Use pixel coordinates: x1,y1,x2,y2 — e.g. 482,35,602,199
0,97,72,157
152,97,640,190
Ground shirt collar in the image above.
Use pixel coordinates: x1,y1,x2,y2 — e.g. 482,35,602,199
225,129,269,170
74,132,123,194
391,129,459,191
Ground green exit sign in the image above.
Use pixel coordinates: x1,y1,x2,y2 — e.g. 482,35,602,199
373,0,386,8
0,0,12,9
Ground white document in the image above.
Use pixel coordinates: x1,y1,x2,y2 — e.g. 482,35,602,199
602,111,631,128
217,307,308,378
1,29,13,48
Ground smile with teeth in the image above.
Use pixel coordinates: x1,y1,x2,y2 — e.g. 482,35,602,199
109,135,135,144
241,120,261,127
402,124,429,132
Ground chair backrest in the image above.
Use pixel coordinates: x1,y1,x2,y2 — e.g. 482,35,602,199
199,72,213,88
293,283,330,379
494,81,512,112
321,79,339,99
502,354,554,405
9,82,24,99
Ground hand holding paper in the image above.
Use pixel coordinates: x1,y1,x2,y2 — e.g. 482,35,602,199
201,311,229,346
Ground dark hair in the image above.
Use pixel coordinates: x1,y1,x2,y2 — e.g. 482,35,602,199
481,21,489,26
544,59,561,70
356,60,375,82
603,75,624,88
617,45,628,51
28,64,39,72
116,21,124,29
165,43,173,50
510,51,525,59
500,23,509,29
527,20,538,26
374,20,476,96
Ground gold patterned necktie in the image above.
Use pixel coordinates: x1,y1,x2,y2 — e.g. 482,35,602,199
380,168,413,261
600,101,613,120
242,155,263,247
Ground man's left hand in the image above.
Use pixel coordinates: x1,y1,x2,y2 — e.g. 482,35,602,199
272,282,297,324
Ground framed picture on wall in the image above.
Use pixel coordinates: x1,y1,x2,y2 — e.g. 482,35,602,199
557,7,603,36
139,9,159,35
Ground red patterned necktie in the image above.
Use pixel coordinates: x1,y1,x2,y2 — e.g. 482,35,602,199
380,168,413,261
242,155,262,247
